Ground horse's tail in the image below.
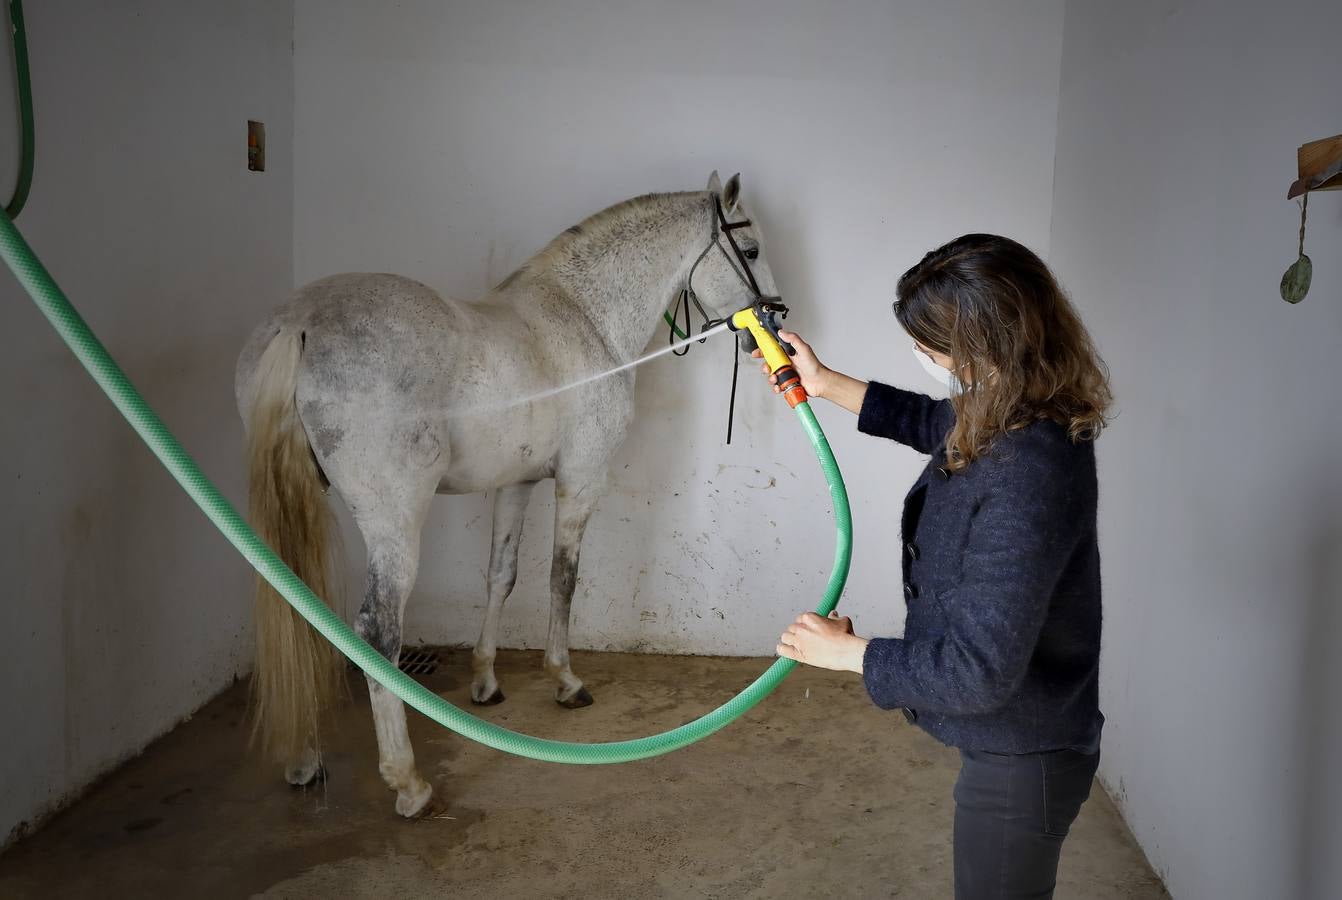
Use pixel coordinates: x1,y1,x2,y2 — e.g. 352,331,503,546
245,330,342,765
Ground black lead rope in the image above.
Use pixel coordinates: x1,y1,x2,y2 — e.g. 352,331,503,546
726,335,741,445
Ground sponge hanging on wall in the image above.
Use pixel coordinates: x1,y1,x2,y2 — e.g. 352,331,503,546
1279,194,1311,305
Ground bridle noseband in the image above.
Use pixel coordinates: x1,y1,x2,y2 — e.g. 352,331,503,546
668,193,780,355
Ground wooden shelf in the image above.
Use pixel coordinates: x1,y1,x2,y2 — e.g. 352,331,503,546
1287,132,1342,199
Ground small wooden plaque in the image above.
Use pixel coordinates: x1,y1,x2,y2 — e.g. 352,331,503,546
1287,132,1342,198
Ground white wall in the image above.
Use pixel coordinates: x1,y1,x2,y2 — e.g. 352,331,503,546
0,2,293,845
1050,2,1342,897
8,3,1331,892
293,0,1065,655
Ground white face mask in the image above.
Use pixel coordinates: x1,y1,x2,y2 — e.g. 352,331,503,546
913,346,966,395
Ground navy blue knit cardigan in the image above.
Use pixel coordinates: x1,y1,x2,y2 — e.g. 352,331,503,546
857,381,1103,754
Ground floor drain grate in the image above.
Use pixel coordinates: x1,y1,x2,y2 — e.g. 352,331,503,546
398,647,440,676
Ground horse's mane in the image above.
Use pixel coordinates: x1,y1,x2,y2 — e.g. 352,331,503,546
495,191,698,291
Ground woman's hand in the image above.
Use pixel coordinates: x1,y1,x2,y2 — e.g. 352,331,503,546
777,610,868,673
751,331,870,415
752,330,832,399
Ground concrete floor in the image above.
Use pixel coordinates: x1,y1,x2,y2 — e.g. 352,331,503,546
0,649,1167,899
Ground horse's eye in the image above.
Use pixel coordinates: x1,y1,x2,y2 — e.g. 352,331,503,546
744,247,759,261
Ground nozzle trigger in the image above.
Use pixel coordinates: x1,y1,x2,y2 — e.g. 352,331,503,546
757,301,794,356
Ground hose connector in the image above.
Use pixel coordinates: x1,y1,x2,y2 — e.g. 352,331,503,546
730,300,807,408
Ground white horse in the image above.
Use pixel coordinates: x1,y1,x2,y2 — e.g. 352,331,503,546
234,171,778,816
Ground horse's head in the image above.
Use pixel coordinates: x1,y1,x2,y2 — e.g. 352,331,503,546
696,170,780,351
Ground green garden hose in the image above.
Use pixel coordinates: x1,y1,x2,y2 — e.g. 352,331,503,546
0,0,853,763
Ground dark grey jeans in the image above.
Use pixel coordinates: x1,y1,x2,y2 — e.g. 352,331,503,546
953,746,1101,900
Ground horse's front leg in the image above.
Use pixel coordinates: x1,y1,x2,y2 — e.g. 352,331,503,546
546,476,602,708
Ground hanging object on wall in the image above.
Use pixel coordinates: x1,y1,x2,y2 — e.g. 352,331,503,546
1281,133,1341,304
1280,193,1311,304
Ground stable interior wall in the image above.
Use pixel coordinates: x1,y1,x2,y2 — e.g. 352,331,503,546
0,2,294,845
6,3,1334,895
292,0,1066,656
1049,2,1342,897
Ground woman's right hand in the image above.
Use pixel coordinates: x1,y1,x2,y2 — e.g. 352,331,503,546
752,330,832,399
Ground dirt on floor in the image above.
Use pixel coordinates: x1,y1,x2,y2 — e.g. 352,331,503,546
0,649,1167,899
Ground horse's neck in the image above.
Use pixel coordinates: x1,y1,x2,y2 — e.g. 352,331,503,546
546,192,713,362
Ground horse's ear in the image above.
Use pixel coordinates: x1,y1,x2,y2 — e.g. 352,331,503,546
707,170,722,194
722,173,742,214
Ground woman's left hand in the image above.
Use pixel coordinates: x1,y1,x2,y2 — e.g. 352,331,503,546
777,611,869,673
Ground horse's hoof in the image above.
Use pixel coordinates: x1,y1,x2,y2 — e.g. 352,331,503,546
557,686,594,709
395,781,435,819
287,763,327,788
471,687,506,706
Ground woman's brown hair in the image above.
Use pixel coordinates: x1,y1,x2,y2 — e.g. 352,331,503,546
894,234,1112,471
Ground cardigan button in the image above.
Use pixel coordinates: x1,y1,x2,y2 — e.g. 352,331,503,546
903,583,918,601
936,467,951,481
905,542,920,561
902,708,919,724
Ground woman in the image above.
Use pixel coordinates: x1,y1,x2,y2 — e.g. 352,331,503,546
764,234,1111,900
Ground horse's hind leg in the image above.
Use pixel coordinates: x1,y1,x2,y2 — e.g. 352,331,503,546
354,516,434,818
546,475,603,708
471,480,537,704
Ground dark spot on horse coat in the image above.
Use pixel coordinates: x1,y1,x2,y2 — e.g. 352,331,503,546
356,570,403,662
411,424,443,466
550,547,580,603
314,425,345,458
343,316,377,353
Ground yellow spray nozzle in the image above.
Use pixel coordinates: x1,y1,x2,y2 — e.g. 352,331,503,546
730,307,788,373
730,301,807,407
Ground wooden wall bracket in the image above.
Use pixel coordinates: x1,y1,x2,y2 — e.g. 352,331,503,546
1287,133,1342,199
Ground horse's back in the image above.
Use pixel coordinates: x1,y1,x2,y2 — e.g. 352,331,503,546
301,272,479,360
280,273,524,402
237,273,470,413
